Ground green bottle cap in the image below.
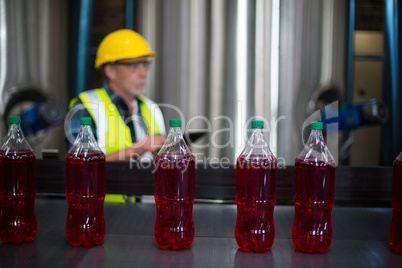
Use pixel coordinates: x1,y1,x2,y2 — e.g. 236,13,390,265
80,117,92,125
310,121,323,130
9,116,21,124
251,120,264,129
169,119,181,127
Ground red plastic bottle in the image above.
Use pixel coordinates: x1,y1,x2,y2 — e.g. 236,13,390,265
154,119,195,250
65,117,106,247
390,152,402,253
292,121,336,253
0,116,37,244
235,120,277,252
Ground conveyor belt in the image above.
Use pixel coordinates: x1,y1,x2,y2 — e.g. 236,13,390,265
0,198,400,267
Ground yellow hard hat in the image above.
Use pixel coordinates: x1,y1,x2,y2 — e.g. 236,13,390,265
95,29,157,69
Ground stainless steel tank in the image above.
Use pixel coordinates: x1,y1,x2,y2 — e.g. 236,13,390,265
278,0,347,165
0,0,68,157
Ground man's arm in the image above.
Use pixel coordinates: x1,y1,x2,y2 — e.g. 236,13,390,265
105,134,166,161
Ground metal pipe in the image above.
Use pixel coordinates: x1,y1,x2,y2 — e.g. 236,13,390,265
385,0,400,157
70,0,92,98
341,0,355,165
126,0,134,30
0,0,7,106
346,0,355,105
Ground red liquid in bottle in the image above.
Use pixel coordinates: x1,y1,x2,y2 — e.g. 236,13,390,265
0,150,37,244
292,158,335,253
390,159,402,253
235,155,277,252
65,151,105,247
154,153,195,250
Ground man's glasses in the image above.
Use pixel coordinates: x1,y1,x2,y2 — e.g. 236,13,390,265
112,60,152,71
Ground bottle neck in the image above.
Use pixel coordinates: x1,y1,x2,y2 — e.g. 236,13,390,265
77,125,95,143
304,129,326,153
397,149,402,160
248,128,266,145
253,128,263,135
239,128,275,159
170,126,181,132
299,128,335,165
8,124,24,142
80,125,92,131
309,129,325,144
1,123,33,152
9,123,21,131
157,126,191,156
168,127,183,139
68,124,104,155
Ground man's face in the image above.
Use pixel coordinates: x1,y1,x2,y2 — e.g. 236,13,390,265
107,56,151,97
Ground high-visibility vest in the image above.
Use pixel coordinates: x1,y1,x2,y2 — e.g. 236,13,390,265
69,88,166,155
